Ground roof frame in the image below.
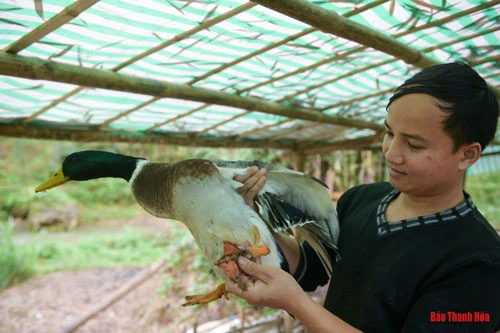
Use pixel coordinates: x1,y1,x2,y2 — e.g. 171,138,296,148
0,0,498,152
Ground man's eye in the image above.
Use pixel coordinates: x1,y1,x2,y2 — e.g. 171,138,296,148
408,142,422,150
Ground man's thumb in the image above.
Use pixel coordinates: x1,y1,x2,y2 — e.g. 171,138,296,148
237,257,263,277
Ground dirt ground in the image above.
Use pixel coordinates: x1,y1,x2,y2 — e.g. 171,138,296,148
0,214,304,333
0,265,266,333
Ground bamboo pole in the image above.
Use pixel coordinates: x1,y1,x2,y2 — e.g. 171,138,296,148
230,5,500,140
104,1,384,132
300,126,346,142
0,52,383,131
268,123,323,140
250,0,429,68
100,97,160,129
21,2,255,126
59,257,167,333
165,1,385,137
193,111,248,138
21,87,84,124
235,118,289,138
0,123,297,149
3,0,100,54
300,133,384,154
112,2,256,72
237,1,386,95
293,25,500,103
321,88,394,112
251,0,500,100
145,104,210,132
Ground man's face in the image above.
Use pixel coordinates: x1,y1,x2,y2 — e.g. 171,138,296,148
382,93,464,198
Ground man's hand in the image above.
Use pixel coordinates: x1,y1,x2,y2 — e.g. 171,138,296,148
226,257,361,333
225,257,306,313
235,166,267,211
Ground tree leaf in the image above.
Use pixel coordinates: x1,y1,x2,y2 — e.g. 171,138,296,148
34,0,44,20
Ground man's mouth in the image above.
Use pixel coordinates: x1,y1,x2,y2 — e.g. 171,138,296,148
389,166,406,176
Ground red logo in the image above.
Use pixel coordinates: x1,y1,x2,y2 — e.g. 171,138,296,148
430,311,490,323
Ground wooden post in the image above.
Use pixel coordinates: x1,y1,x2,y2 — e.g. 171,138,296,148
294,152,307,172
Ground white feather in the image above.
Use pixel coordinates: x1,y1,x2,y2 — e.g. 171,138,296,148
171,172,281,279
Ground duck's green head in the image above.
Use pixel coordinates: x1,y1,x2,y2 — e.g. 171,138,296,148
35,150,144,192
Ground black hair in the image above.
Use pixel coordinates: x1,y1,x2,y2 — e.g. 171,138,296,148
387,62,499,151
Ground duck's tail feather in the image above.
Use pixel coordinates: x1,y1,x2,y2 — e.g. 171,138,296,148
294,224,340,278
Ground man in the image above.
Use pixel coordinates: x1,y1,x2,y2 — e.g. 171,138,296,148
227,62,500,332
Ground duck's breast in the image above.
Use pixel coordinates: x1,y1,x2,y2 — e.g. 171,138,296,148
169,161,281,278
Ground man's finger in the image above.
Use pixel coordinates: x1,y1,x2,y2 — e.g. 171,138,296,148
237,257,270,281
234,166,259,183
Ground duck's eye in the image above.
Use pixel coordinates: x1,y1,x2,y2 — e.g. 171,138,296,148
70,156,79,163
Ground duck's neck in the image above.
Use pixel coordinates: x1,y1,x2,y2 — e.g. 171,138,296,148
107,154,148,182
128,159,150,184
116,156,146,182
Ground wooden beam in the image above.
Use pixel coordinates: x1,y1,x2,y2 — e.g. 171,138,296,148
24,2,255,127
321,88,393,113
234,4,500,137
268,123,323,141
238,0,386,94
145,104,210,132
252,0,453,68
3,0,100,54
236,118,289,139
59,257,167,333
252,0,500,100
299,133,384,154
0,123,297,150
251,0,435,68
20,87,84,124
99,97,160,129
178,1,386,135
112,2,257,72
0,52,384,132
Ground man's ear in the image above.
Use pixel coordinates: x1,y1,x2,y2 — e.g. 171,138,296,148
459,142,482,171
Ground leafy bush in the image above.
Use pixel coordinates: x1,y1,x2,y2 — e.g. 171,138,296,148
466,173,500,229
0,188,32,220
0,220,34,290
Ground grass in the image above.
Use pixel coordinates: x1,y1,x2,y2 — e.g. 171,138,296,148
27,226,169,274
0,222,198,290
0,214,226,295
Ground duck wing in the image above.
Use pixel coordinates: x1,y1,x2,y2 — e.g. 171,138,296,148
213,160,339,277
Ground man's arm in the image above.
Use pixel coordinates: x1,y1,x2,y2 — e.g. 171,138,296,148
226,257,361,333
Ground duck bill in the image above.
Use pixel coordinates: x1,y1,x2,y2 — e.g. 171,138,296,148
35,165,70,192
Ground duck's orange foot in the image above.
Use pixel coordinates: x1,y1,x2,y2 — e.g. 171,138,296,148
182,283,228,306
215,241,270,283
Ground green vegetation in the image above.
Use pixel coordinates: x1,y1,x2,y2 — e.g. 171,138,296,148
0,220,205,290
0,137,275,291
0,138,283,223
27,227,169,274
1,137,499,294
466,172,500,229
0,221,34,290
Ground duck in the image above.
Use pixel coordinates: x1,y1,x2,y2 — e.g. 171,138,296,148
35,150,339,306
